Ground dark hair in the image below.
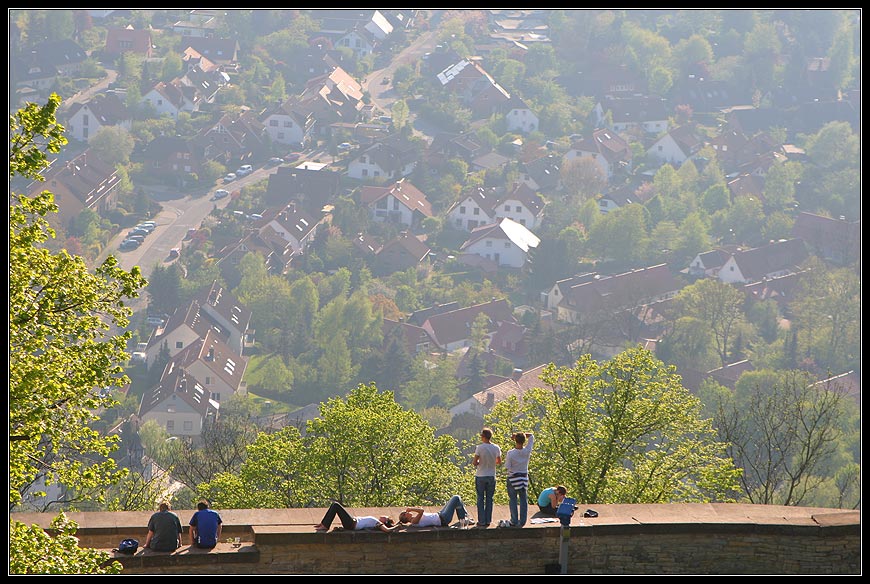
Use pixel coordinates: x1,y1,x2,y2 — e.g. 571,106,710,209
514,433,526,446
481,427,492,440
384,518,395,528
197,499,210,511
556,486,567,495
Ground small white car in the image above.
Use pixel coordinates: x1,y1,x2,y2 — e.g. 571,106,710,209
236,164,253,176
223,173,237,183
211,189,230,201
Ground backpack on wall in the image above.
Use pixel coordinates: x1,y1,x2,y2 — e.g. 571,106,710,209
116,538,139,554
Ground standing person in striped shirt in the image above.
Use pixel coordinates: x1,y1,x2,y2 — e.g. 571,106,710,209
502,432,534,528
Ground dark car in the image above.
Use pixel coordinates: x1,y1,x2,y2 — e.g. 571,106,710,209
127,228,149,238
284,152,302,163
119,239,141,251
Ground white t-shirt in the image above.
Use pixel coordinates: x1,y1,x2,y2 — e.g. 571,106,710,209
474,442,502,477
417,512,442,527
354,516,381,530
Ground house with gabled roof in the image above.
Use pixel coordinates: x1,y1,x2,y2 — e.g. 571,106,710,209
172,10,221,38
64,92,131,143
407,302,462,326
198,110,270,166
32,38,87,78
27,150,121,232
262,99,315,148
143,301,232,369
489,320,530,365
553,264,680,326
216,230,297,288
566,128,632,181
256,201,326,256
494,182,546,230
359,178,433,227
299,66,365,131
160,329,247,404
646,124,704,167
790,212,860,266
742,270,806,312
449,364,547,418
142,80,198,119
105,25,153,58
459,217,540,270
593,95,670,136
347,134,419,181
598,178,653,215
374,231,431,276
686,248,734,278
141,135,207,183
726,173,765,205
137,364,219,437
501,94,539,134
718,239,809,285
421,298,516,353
193,281,253,354
263,166,341,215
518,153,561,193
181,36,240,65
446,186,500,232
382,318,437,357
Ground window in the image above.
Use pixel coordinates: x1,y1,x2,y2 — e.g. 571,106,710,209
504,242,511,248
119,40,132,49
283,121,292,128
460,206,466,214
473,208,480,216
270,120,278,127
157,99,163,106
82,128,88,139
362,169,369,177
374,171,380,177
658,145,663,151
504,205,510,211
205,376,212,385
392,199,399,210
515,206,521,212
175,341,183,349
183,421,193,431
485,240,492,247
167,420,175,431
83,114,89,126
376,199,388,209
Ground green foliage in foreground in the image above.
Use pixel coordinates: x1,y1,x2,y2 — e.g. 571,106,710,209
10,513,121,575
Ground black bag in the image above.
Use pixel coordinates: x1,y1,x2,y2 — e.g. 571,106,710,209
117,538,139,554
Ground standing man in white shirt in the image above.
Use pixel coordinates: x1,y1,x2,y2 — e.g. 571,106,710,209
472,427,502,528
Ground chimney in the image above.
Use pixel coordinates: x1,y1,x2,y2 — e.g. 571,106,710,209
485,392,495,407
512,368,523,380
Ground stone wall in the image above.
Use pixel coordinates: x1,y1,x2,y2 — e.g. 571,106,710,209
14,504,859,575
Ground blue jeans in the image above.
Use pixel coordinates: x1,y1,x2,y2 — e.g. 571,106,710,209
475,475,495,525
438,495,469,524
507,480,528,527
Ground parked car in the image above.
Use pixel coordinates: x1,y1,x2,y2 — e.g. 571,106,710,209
337,142,353,151
284,152,302,163
127,228,149,238
125,233,146,242
146,316,166,327
236,164,254,177
223,173,237,183
119,239,141,251
267,157,284,166
211,189,230,201
168,247,181,259
138,221,157,228
134,223,155,233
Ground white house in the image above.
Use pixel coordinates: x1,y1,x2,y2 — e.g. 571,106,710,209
503,95,539,134
646,124,704,167
347,138,417,181
262,101,311,147
142,81,197,120
459,217,540,269
257,202,322,255
64,92,132,143
717,239,809,285
494,182,546,229
446,186,499,231
138,364,219,438
565,128,632,181
359,178,433,227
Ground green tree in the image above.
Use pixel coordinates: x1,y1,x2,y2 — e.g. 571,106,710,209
399,354,460,411
486,348,741,504
674,278,745,366
88,126,135,167
305,384,465,505
10,513,121,575
10,95,144,573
